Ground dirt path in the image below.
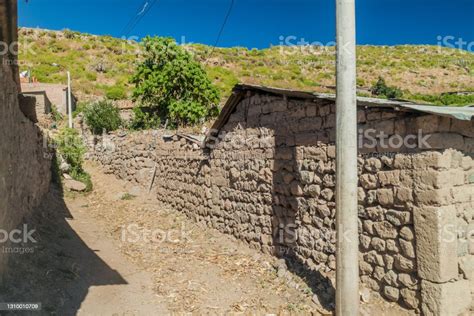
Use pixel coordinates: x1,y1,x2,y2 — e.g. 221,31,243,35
1,162,413,315
63,196,167,315
68,162,411,315
77,162,320,314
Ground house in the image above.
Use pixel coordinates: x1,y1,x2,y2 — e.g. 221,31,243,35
21,82,77,115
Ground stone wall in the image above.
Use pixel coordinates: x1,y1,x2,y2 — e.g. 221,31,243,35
0,0,19,89
88,92,474,314
0,0,52,277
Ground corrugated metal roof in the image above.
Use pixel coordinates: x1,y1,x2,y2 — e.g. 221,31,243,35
205,84,474,145
234,84,474,120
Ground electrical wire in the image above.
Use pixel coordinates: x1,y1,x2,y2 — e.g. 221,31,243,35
206,0,235,60
124,0,160,37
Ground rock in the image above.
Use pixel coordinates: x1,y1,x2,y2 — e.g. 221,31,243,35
371,237,386,252
63,173,72,180
129,186,142,196
300,171,314,184
383,286,400,302
361,275,380,292
386,209,411,226
363,220,374,235
60,161,71,173
274,258,287,271
360,287,371,303
360,174,379,189
360,234,371,250
320,188,334,201
364,250,384,266
306,184,321,197
383,254,394,269
360,261,373,275
312,294,321,305
400,226,414,241
386,239,399,253
373,266,385,280
365,190,377,205
366,206,384,221
394,255,415,272
383,270,399,287
373,221,398,239
421,279,471,315
290,181,303,196
400,288,419,309
399,239,416,259
277,267,287,278
358,187,367,203
398,273,417,289
377,189,394,206
64,179,87,192
364,158,382,173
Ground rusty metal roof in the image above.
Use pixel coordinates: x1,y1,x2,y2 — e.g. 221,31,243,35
205,84,474,145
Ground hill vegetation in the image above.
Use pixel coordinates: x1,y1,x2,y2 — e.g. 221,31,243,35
18,27,474,106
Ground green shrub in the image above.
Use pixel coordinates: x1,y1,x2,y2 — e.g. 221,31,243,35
409,93,474,106
131,36,220,126
55,128,85,174
106,85,127,100
54,128,92,191
63,29,76,39
83,100,123,135
120,193,135,200
129,107,161,130
51,105,63,122
371,77,403,99
86,72,97,81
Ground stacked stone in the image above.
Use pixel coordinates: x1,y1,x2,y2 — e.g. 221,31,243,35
85,91,474,314
357,154,419,309
412,150,474,315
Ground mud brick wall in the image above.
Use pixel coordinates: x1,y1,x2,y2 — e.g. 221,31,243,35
0,1,52,279
88,93,474,314
0,0,20,89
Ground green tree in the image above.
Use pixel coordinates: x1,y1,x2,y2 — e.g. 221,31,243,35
371,77,403,99
131,36,220,125
84,100,123,135
106,85,127,100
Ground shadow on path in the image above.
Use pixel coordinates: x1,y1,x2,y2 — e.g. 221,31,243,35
0,185,127,315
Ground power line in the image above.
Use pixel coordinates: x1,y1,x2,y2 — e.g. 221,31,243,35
121,0,149,37
206,0,235,60
124,0,160,37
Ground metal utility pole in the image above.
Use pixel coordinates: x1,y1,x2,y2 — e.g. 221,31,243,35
335,0,359,315
67,71,73,128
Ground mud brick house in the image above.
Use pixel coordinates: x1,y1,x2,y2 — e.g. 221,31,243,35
21,82,77,116
89,85,474,315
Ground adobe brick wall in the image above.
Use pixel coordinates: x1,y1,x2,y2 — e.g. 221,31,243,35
0,0,20,90
88,93,474,314
0,0,52,278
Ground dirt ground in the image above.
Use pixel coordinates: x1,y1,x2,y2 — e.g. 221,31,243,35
0,162,414,315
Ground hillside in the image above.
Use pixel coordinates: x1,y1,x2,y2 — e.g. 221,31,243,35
18,27,474,105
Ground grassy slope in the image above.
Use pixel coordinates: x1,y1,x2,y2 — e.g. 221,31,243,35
19,28,474,105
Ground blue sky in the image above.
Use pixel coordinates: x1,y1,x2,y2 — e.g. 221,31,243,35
19,0,474,49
